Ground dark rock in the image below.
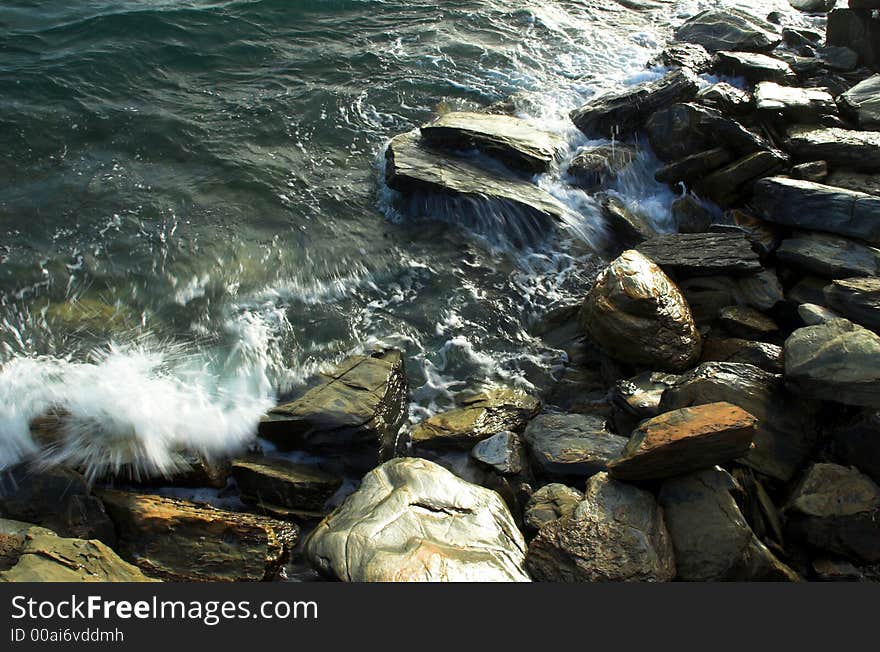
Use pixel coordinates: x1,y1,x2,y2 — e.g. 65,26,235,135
259,349,408,466
825,277,880,331
659,468,799,581
785,126,880,172
719,305,779,340
522,413,628,479
818,45,859,72
678,276,741,324
579,250,702,372
0,465,115,545
599,195,659,251
385,130,570,222
471,431,528,476
674,9,781,53
525,473,675,582
785,463,880,563
569,68,699,139
231,457,342,514
637,232,762,278
840,74,880,129
693,150,788,205
825,170,880,196
655,148,734,186
792,160,829,182
410,388,540,450
672,194,713,233
523,483,583,535
776,231,880,279
700,337,784,373
833,410,880,483
98,490,298,582
785,318,880,408
738,269,785,311
788,0,837,12
728,209,782,256
812,558,864,582
753,177,880,243
716,51,797,84
568,144,637,191
782,27,823,48
827,8,880,70
651,43,715,73
696,82,754,115
660,362,820,482
787,275,832,306
755,82,837,120
611,371,680,435
420,111,564,173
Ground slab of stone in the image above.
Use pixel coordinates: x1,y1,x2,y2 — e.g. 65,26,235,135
716,51,797,84
840,75,880,130
755,82,836,120
785,126,880,172
655,147,734,186
825,277,880,331
636,232,761,278
470,431,528,476
776,231,880,279
693,150,787,205
719,305,779,340
700,337,784,373
522,413,628,479
674,9,781,53
232,457,343,513
697,82,754,115
600,194,658,251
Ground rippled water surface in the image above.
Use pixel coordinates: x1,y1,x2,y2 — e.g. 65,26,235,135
0,0,811,474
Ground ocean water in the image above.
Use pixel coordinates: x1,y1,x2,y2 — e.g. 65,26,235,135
0,0,813,478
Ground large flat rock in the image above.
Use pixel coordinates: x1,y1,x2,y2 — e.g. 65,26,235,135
637,232,762,278
825,277,880,331
673,9,781,53
385,130,569,223
420,112,564,173
753,177,880,244
840,75,880,129
776,231,880,279
785,126,880,172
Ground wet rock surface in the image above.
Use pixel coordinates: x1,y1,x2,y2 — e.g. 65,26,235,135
232,456,343,514
637,232,762,278
470,431,528,476
824,277,880,331
673,9,781,53
840,75,880,129
784,126,880,172
523,484,583,535
568,144,637,191
776,231,880,279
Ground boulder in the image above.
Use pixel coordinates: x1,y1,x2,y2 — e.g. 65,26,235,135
753,177,880,244
523,484,584,535
385,130,570,223
98,490,298,582
0,465,115,545
655,148,734,186
660,362,819,481
410,388,540,450
658,468,799,581
693,150,787,205
825,277,880,331
578,250,702,372
420,112,564,174
840,75,880,129
671,195,713,233
827,8,880,70
568,144,637,191
701,337,784,374
0,519,155,583
833,411,880,484
259,349,408,466
651,43,715,73
697,82,754,115
636,232,762,278
674,9,781,53
755,82,837,121
798,302,841,325
522,413,629,480
785,126,880,172
611,371,680,435
715,51,797,84
599,195,658,251
232,456,343,514
718,305,779,340
785,318,880,408
785,463,880,563
569,68,700,139
525,473,675,582
304,457,530,581
608,402,757,481
470,431,528,476
777,231,880,279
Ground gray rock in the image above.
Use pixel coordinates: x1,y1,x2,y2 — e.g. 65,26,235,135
738,269,784,311
385,130,570,223
818,45,859,71
697,82,754,115
672,194,713,233
636,232,762,278
785,463,880,563
755,82,837,121
789,0,837,11
840,75,880,130
655,148,734,186
798,303,842,325
470,431,528,476
525,473,675,582
260,349,408,467
659,468,799,581
579,250,702,372
523,483,583,534
674,9,781,53
651,43,715,73
785,318,880,408
231,456,343,514
716,51,797,84
568,144,637,191
782,27,823,47
678,276,741,324
753,177,880,244
719,305,779,340
522,413,628,479
420,111,564,174
776,231,880,279
785,126,880,172
825,170,880,196
600,195,658,251
825,277,880,331
304,458,530,581
700,337,784,373
827,8,880,70
611,371,681,435
660,362,819,481
569,68,699,139
693,150,788,205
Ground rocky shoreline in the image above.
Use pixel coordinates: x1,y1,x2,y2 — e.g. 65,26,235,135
3,3,880,583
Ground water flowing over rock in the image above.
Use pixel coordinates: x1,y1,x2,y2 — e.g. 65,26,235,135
525,473,675,582
523,484,583,535
840,75,880,129
259,349,408,467
785,318,880,409
232,457,343,515
98,490,298,582
569,68,699,139
420,111,564,174
636,232,762,278
824,277,880,331
753,178,880,244
608,402,757,481
522,412,628,480
785,463,880,563
784,126,880,172
651,43,715,73
579,250,702,372
659,469,799,581
410,388,540,450
0,519,156,583
568,144,637,191
673,9,781,53
304,458,530,582
599,195,658,252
